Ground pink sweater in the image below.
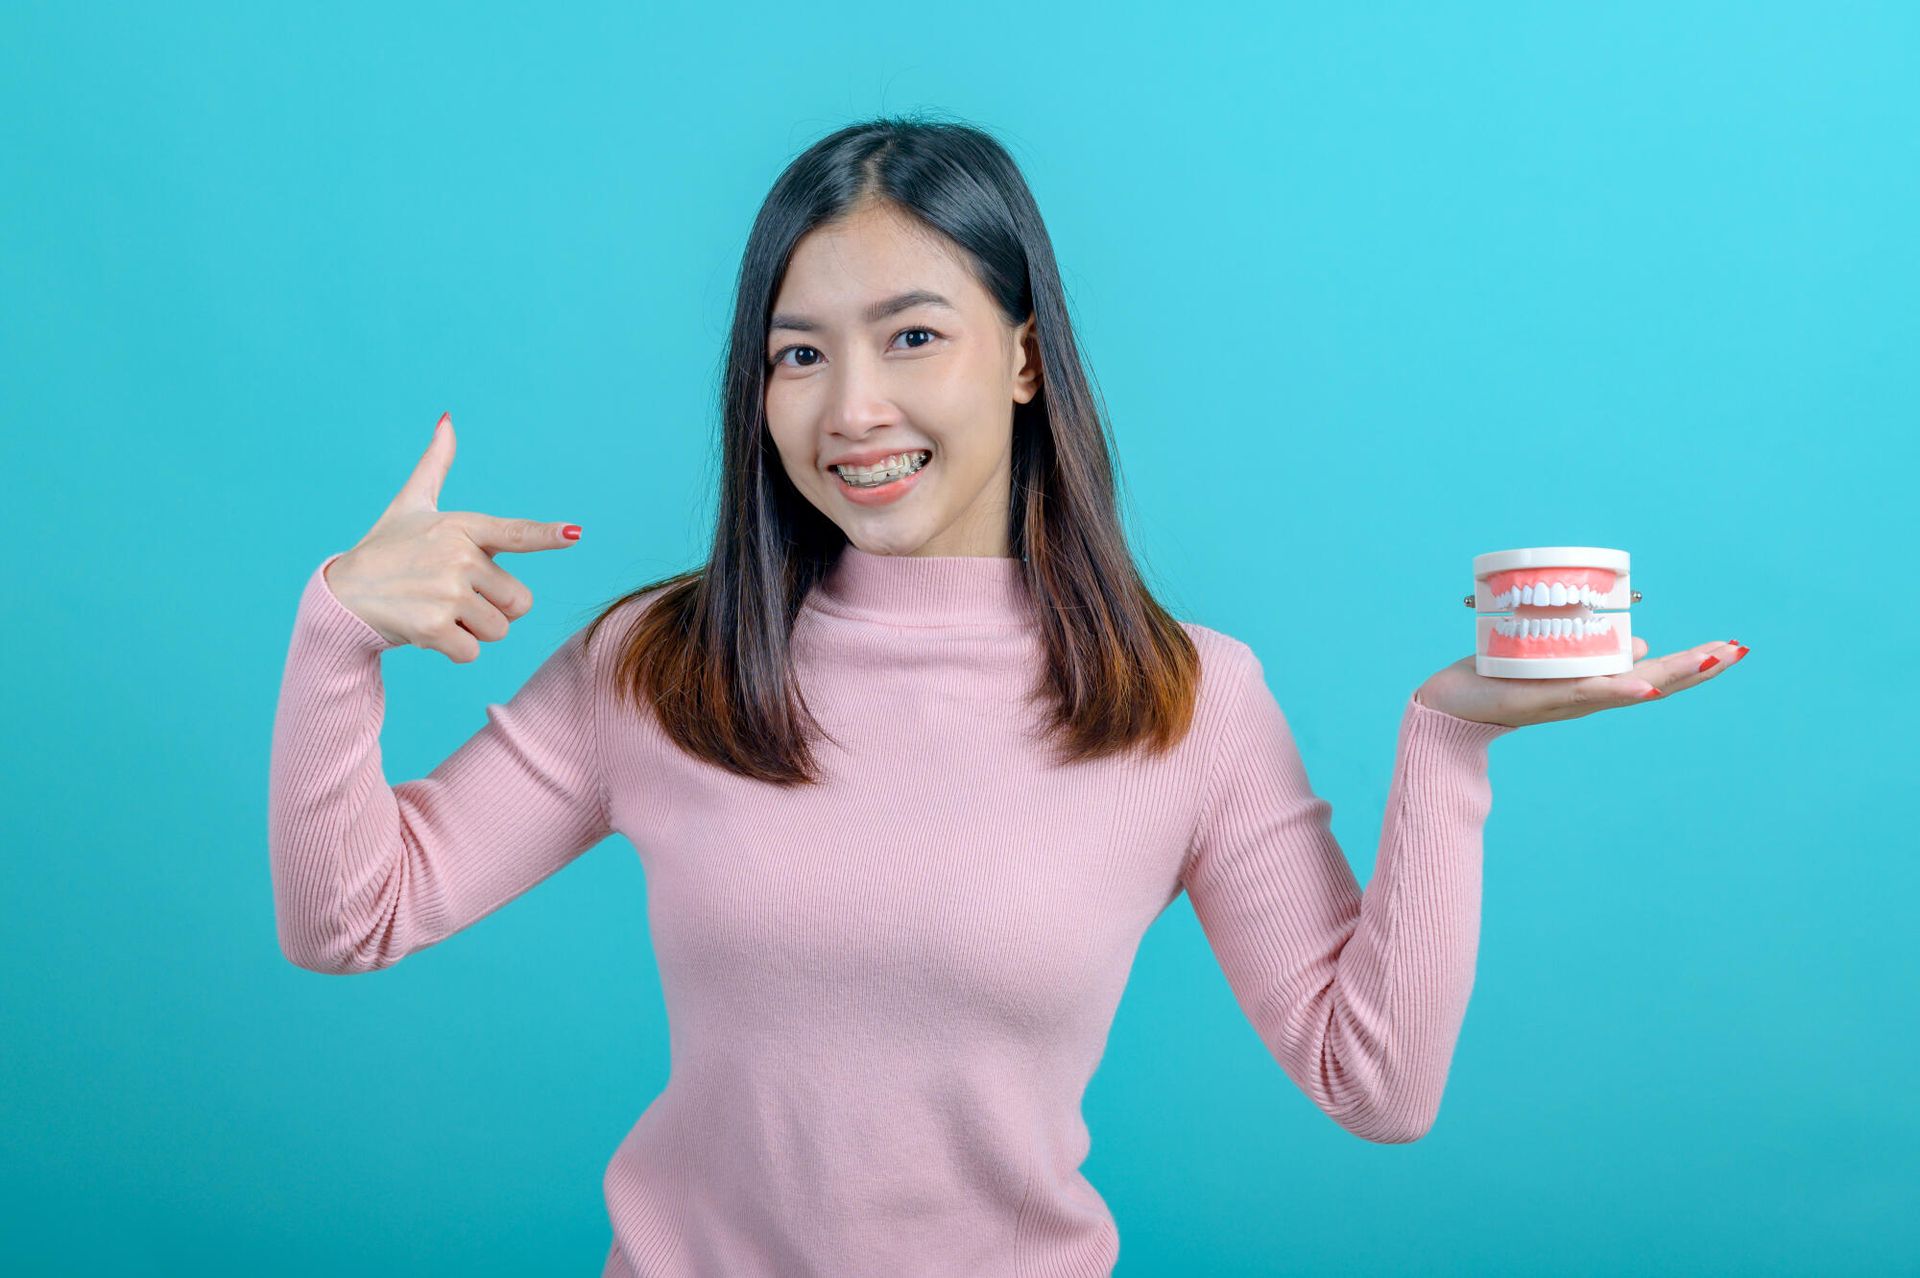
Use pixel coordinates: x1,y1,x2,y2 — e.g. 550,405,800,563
269,543,1514,1276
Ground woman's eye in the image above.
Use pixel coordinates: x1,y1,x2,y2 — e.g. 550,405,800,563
770,345,823,369
768,327,941,370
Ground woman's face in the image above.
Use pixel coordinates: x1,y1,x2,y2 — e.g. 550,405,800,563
764,201,1040,558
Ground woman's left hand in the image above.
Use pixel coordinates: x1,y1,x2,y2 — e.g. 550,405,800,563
1414,637,1749,727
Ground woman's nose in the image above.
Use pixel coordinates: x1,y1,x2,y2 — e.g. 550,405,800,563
826,355,896,435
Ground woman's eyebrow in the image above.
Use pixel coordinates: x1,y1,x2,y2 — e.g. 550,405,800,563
769,289,956,334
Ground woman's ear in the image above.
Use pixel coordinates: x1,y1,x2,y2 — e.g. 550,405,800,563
1011,314,1042,404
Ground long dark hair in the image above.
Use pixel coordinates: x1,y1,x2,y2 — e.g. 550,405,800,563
581,113,1202,786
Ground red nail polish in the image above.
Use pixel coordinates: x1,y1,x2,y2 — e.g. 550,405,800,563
1734,645,1750,658
1698,655,1720,672
437,411,450,427
562,525,582,540
1641,686,1662,699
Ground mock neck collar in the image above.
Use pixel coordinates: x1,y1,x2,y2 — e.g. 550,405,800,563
806,542,1031,627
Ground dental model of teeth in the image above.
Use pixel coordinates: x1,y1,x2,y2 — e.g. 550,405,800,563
1471,546,1635,678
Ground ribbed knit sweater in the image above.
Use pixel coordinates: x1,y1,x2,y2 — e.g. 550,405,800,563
268,543,1514,1277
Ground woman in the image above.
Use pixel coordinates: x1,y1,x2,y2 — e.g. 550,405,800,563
269,116,1746,1277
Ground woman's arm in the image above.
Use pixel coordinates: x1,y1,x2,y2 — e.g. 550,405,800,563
267,551,612,974
1179,639,1515,1143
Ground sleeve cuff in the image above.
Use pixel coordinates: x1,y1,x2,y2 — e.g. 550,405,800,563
1405,689,1518,749
299,551,405,654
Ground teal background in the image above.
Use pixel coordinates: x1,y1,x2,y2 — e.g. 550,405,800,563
5,2,1914,1273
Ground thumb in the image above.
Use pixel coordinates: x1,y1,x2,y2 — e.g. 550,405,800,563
386,411,457,516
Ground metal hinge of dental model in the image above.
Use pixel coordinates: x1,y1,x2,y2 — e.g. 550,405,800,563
1463,590,1643,608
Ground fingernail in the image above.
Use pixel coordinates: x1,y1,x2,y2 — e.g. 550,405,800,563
437,411,450,428
562,524,582,541
1641,686,1663,699
1734,644,1750,659
1698,655,1720,672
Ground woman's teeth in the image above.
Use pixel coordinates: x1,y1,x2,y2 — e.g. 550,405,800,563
834,450,931,487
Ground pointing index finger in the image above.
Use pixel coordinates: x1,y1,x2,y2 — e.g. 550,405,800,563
456,512,583,554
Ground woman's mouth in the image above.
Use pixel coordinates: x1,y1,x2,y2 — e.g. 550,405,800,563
831,449,932,506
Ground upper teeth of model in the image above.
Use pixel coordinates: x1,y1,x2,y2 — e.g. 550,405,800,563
835,450,931,485
1491,582,1613,608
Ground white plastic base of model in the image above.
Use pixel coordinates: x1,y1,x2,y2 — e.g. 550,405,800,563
1472,545,1630,577
1475,652,1633,678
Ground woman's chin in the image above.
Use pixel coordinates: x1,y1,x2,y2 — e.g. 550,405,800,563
838,525,935,557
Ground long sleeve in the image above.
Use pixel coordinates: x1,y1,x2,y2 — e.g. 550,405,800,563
268,551,612,975
1179,640,1516,1143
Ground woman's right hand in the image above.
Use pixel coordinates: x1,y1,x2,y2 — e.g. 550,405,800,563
322,412,583,663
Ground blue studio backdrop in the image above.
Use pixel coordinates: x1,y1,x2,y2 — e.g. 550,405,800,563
4,2,1913,1274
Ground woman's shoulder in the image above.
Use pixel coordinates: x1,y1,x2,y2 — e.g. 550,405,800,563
564,580,687,681
1172,620,1270,731
1176,619,1260,676
1177,618,1249,649
584,575,691,635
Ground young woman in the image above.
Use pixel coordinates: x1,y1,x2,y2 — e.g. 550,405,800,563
270,116,1747,1277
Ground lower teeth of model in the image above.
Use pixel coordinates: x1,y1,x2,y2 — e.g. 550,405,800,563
1495,615,1615,638
841,452,929,487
